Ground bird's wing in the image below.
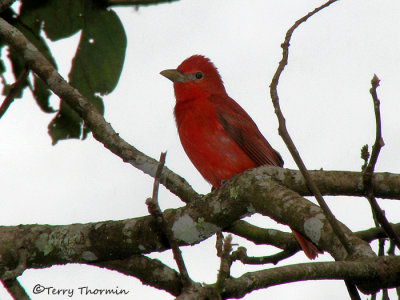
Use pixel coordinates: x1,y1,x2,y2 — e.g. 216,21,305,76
209,94,284,167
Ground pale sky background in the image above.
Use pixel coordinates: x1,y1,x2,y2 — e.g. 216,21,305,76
0,0,399,299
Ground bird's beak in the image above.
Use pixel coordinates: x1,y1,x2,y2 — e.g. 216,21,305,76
160,69,186,83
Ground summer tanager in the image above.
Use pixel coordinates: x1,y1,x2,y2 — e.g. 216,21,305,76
161,55,320,259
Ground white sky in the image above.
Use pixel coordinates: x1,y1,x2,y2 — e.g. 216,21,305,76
0,0,399,299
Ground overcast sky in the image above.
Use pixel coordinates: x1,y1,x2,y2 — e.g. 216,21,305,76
1,0,399,299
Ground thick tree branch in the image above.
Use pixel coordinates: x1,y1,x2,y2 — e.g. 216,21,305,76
0,168,376,273
254,166,400,200
0,167,395,296
94,255,182,296
0,17,198,204
0,167,394,279
221,256,400,298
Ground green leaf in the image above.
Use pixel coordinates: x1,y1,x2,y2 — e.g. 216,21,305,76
48,1,126,144
5,14,57,101
19,0,126,144
20,0,84,41
69,2,127,96
43,1,84,41
48,102,82,145
33,75,55,113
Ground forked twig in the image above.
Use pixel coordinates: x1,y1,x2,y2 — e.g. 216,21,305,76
362,74,400,250
146,152,192,288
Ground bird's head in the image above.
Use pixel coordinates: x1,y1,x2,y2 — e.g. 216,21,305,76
160,55,226,102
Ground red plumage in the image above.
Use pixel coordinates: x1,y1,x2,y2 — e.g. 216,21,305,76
161,55,321,259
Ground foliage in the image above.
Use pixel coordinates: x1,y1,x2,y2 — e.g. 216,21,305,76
1,0,126,144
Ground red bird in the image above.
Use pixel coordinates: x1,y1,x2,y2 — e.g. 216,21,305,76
161,55,320,259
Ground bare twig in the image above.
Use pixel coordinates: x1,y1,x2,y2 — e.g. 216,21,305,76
269,1,362,298
363,75,400,250
360,144,370,172
215,231,224,257
344,281,361,300
230,220,400,249
226,220,299,250
0,67,29,119
106,0,179,6
146,152,192,288
231,246,297,265
2,279,30,300
269,0,354,258
365,74,384,174
215,234,233,293
382,289,390,300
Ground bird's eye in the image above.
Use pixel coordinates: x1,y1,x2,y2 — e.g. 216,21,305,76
195,72,203,80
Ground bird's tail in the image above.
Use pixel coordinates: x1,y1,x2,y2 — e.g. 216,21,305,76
291,229,322,260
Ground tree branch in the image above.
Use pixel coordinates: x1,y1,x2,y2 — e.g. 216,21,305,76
105,0,179,6
94,255,182,296
229,219,400,249
0,17,198,204
221,256,400,298
227,219,299,250
215,234,233,293
231,246,297,265
0,168,376,272
252,166,400,200
0,168,393,279
357,223,400,243
0,166,394,296
2,279,30,300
